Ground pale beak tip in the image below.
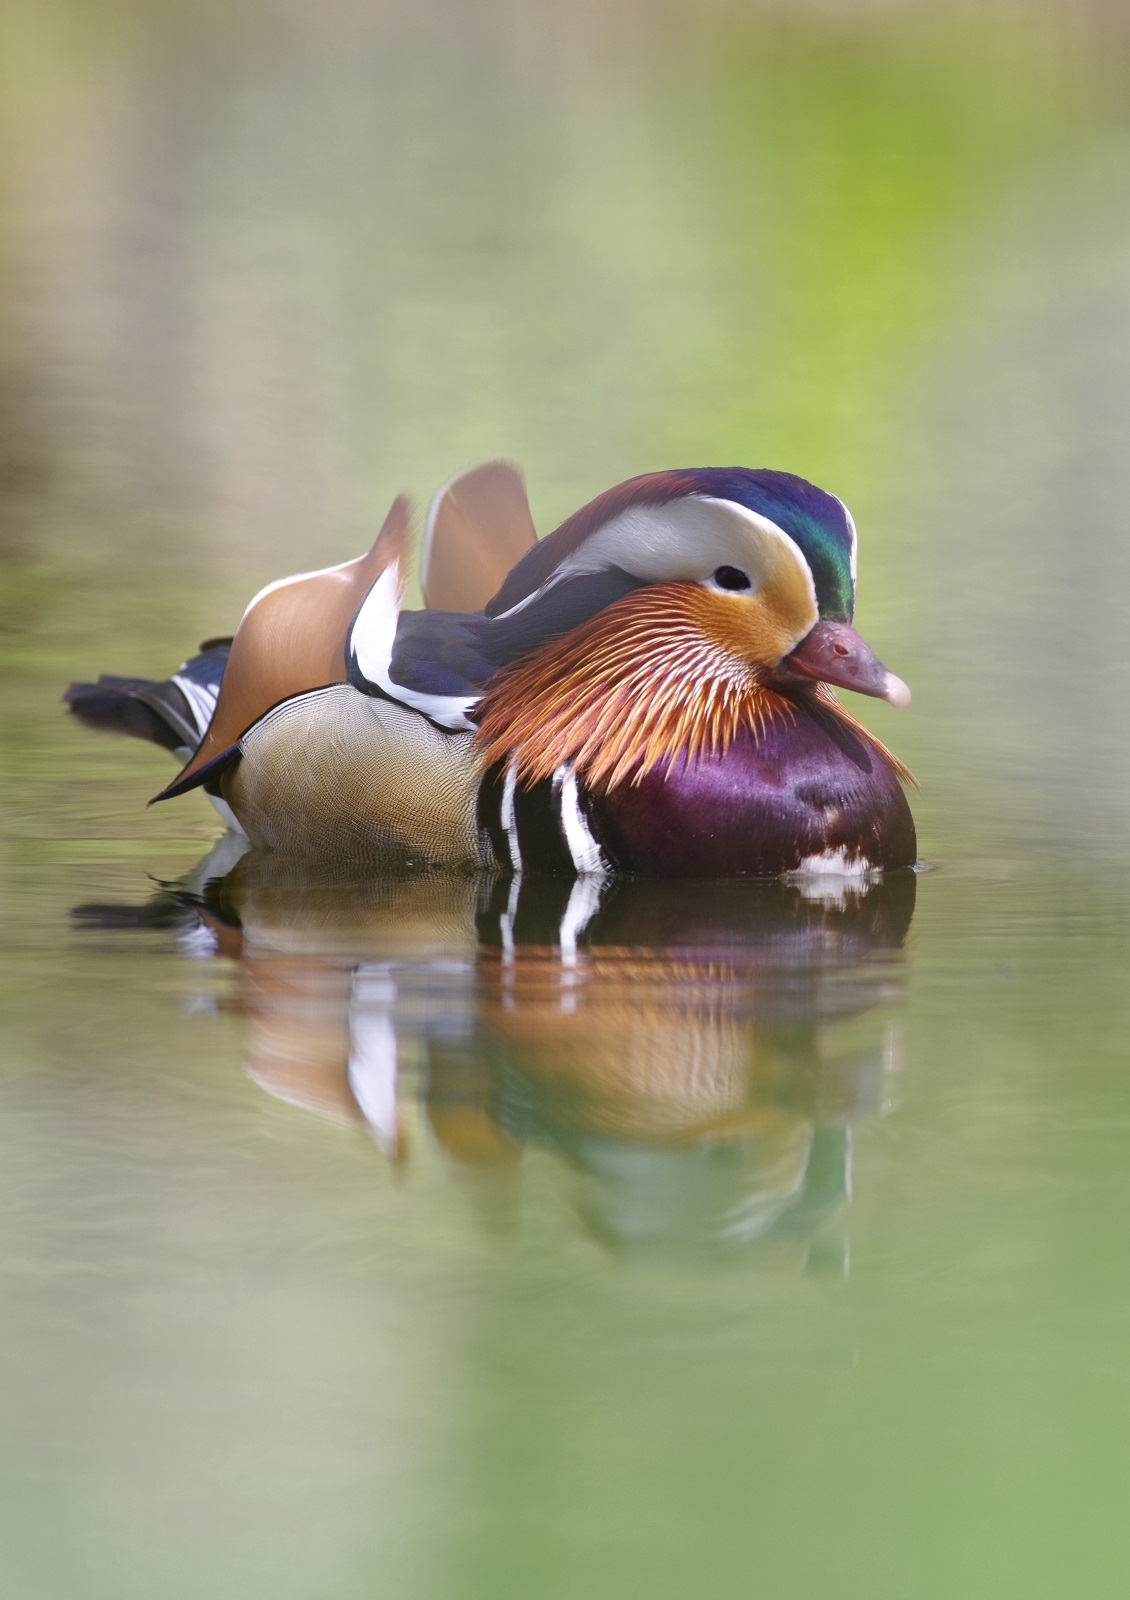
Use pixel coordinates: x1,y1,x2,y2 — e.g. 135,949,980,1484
883,672,912,710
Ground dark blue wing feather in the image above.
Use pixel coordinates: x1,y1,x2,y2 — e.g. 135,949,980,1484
385,569,640,700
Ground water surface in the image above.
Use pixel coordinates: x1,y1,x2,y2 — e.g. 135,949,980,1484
3,3,1130,1596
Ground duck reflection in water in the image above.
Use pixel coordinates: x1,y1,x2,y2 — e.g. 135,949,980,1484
77,855,915,1262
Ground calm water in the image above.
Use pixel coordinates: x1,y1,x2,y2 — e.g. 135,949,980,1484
3,2,1130,1596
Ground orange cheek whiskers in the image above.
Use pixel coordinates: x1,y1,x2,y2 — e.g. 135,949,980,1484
474,583,797,792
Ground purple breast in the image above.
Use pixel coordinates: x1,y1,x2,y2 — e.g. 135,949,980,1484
588,698,916,877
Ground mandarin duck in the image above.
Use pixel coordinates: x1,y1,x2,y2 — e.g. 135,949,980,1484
64,461,916,877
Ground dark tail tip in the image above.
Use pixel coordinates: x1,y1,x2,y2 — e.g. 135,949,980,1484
150,745,239,804
63,679,185,753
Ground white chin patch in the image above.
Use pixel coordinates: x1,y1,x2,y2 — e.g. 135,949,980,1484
787,848,881,904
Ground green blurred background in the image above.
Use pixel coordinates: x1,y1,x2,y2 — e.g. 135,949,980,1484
4,3,1130,1597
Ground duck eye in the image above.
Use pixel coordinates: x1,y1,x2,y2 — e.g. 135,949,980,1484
712,565,751,592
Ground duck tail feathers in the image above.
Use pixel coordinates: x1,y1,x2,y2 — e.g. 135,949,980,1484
63,639,231,758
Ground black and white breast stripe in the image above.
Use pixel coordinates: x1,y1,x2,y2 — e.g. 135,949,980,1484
478,758,611,878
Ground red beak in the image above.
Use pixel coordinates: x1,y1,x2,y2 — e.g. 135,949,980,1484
781,620,911,708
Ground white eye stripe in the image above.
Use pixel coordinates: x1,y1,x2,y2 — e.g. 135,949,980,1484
495,495,818,615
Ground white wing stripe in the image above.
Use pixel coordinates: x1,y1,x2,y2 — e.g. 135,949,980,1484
171,674,219,740
349,560,477,730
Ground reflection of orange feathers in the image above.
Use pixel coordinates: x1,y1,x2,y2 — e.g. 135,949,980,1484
243,954,360,1125
475,582,796,790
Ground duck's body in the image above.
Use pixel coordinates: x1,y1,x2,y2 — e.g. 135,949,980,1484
65,461,917,878
493,696,916,879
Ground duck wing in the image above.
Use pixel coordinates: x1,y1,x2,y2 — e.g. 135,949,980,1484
349,567,641,732
154,495,410,800
421,460,537,614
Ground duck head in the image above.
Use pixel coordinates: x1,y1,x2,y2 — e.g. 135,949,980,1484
475,468,911,790
483,467,910,710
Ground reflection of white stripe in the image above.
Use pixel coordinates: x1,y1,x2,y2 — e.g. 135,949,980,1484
558,873,605,966
554,763,609,876
499,871,521,966
171,674,219,739
500,759,522,872
178,921,218,959
350,561,477,730
348,1000,400,1156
